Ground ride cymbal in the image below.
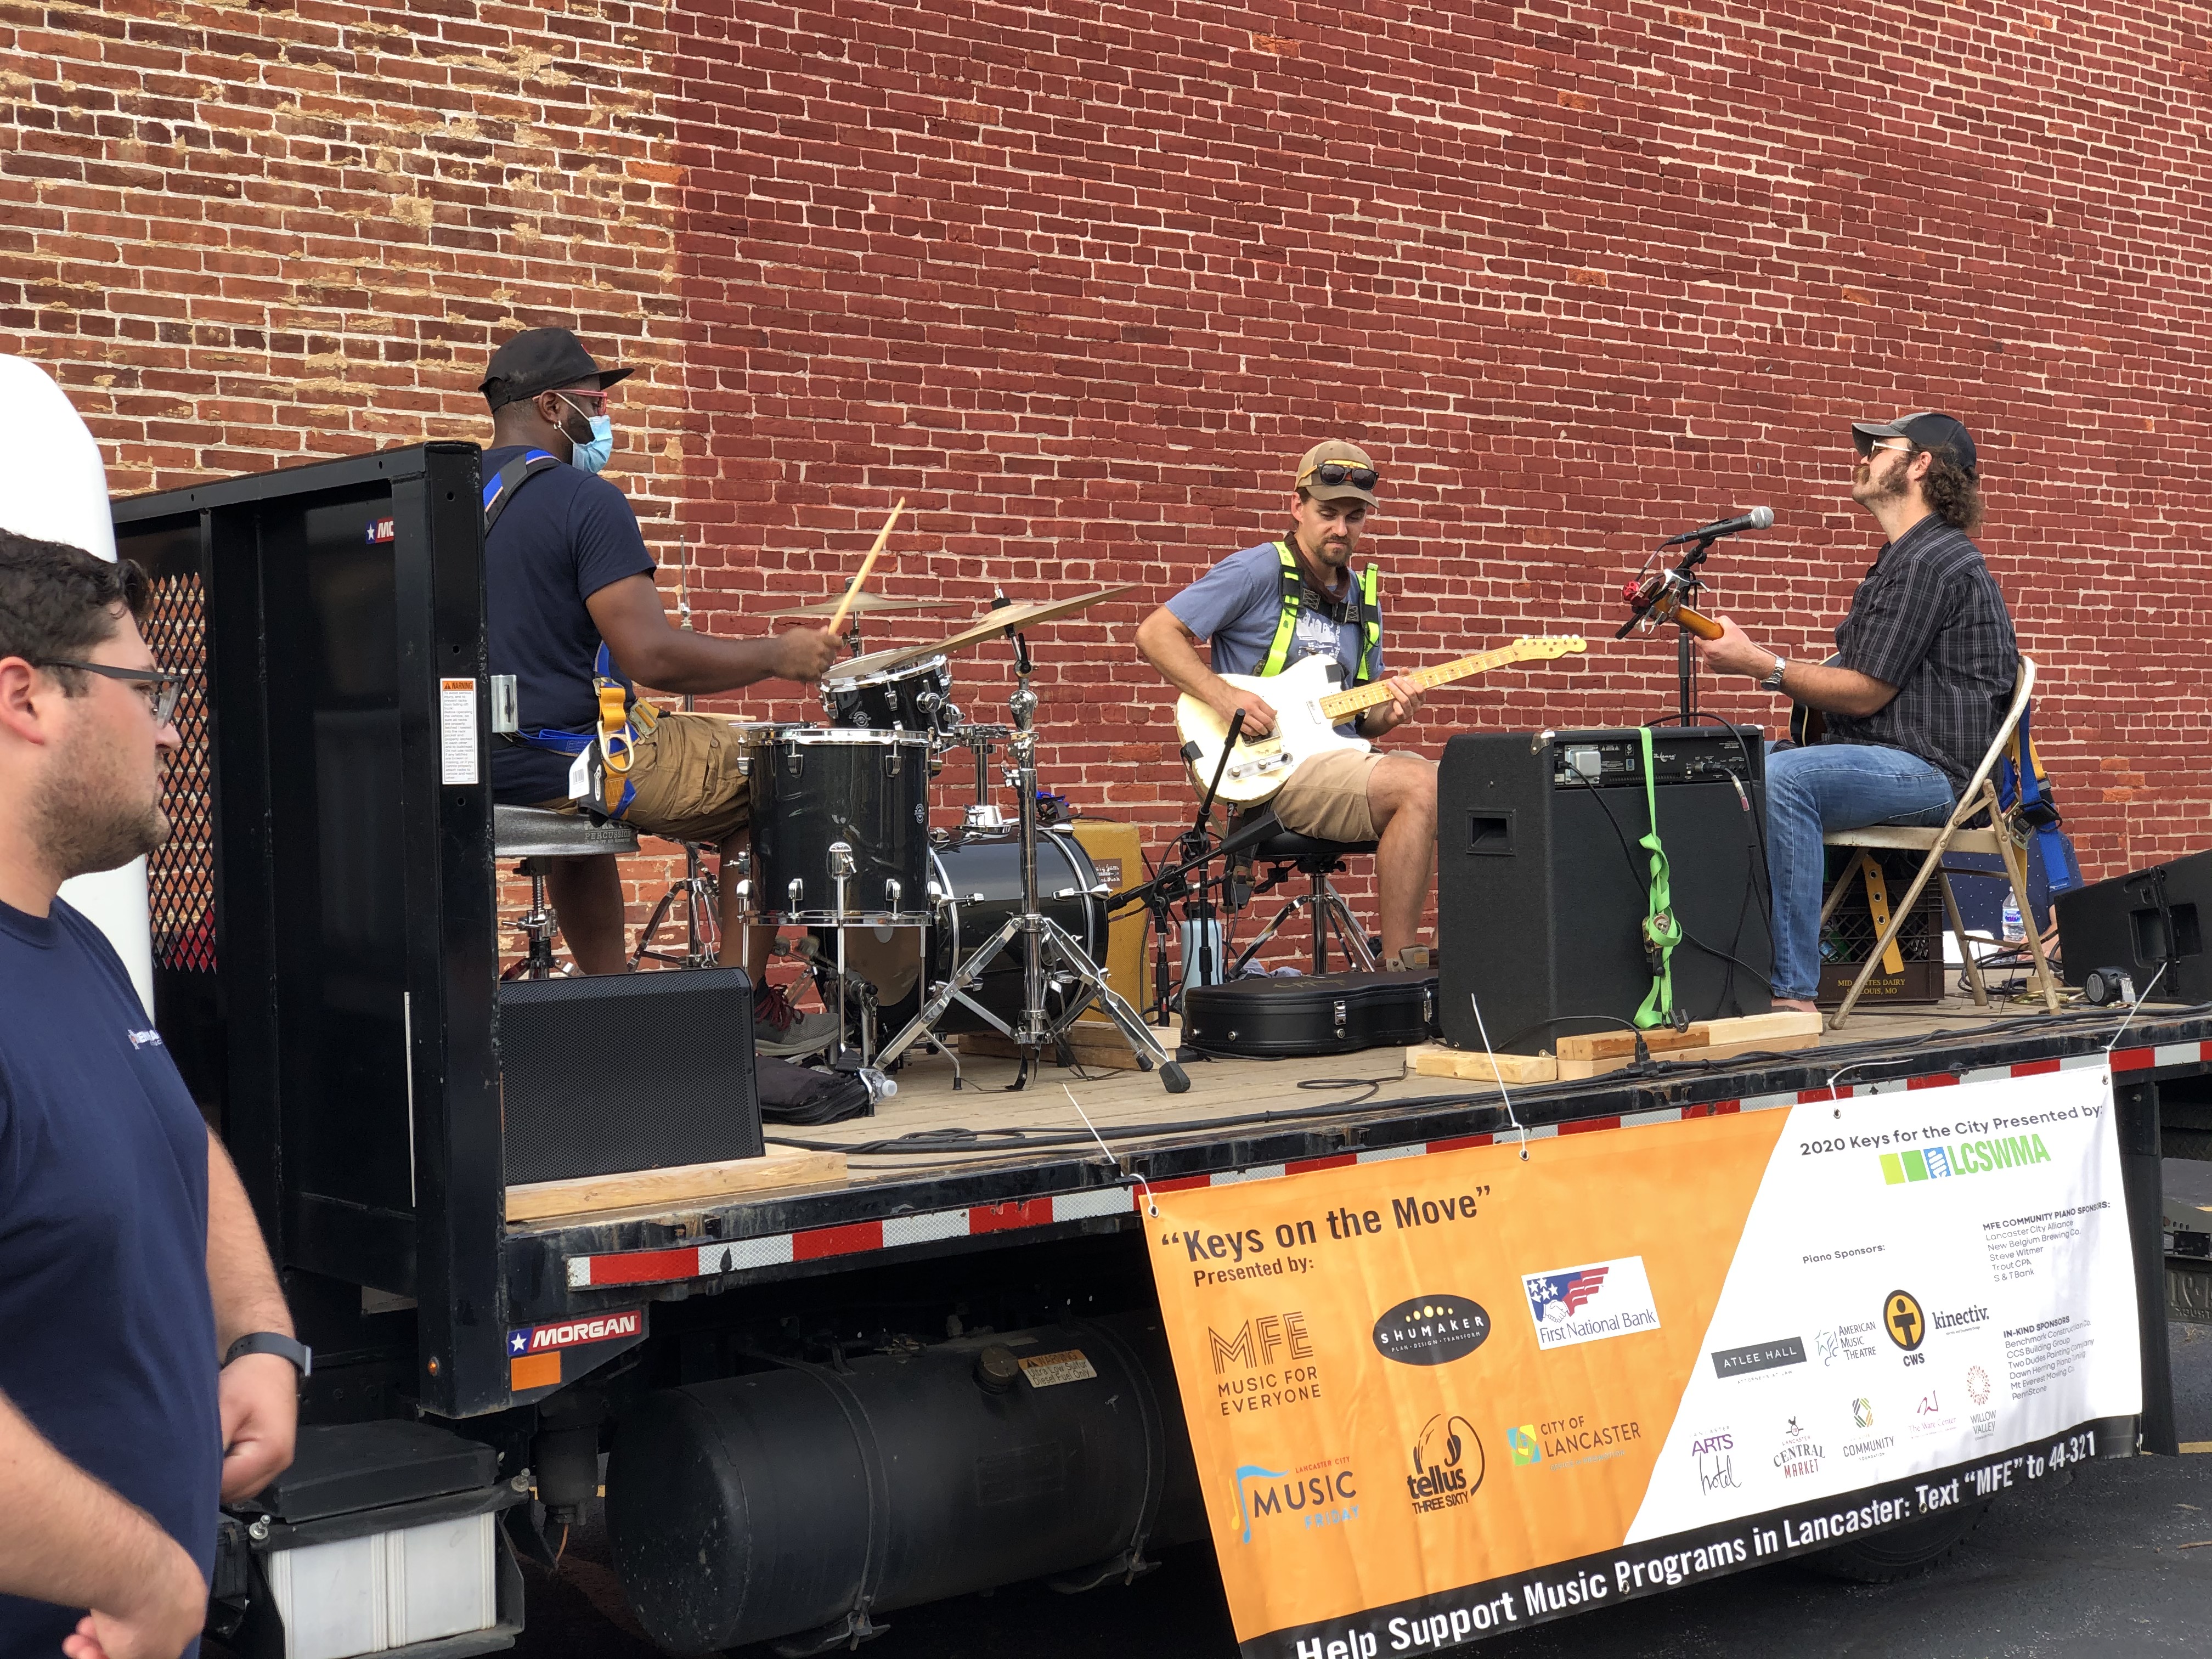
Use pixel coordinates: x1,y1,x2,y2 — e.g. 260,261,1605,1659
837,587,1136,673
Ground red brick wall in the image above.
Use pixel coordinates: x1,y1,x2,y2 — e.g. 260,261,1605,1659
8,0,2211,970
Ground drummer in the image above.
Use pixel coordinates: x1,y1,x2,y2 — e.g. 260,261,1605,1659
481,326,842,1053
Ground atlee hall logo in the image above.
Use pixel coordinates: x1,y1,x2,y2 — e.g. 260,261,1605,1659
1521,1256,1662,1349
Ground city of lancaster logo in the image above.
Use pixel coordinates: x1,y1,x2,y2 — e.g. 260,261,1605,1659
1508,1425,1543,1466
1521,1257,1661,1350
1506,1412,1643,1471
1371,1295,1491,1367
1883,1290,1927,1352
1406,1414,1484,1514
1232,1456,1358,1544
1880,1132,2052,1186
1208,1310,1322,1417
1774,1415,1825,1479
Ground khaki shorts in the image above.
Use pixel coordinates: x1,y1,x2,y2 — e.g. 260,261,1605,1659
534,709,753,847
1271,747,1386,844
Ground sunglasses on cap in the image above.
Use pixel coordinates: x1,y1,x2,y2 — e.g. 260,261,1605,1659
1302,461,1379,491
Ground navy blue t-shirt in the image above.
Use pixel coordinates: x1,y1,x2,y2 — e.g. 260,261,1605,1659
484,446,657,804
0,898,220,1655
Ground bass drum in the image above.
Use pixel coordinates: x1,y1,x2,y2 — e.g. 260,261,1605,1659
827,829,1107,1038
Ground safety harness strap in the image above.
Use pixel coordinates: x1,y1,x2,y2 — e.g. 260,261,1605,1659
1258,541,1382,685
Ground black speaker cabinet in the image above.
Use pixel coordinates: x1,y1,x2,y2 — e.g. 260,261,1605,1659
2053,848,2212,1005
498,967,763,1186
1437,728,1773,1053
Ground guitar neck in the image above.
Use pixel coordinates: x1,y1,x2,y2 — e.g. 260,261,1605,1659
1319,645,1533,719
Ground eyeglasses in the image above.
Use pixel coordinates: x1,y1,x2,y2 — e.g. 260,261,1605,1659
556,391,610,414
1854,436,1911,459
38,659,183,725
1302,461,1379,491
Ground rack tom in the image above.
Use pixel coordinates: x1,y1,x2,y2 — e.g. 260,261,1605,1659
741,726,932,924
820,654,957,736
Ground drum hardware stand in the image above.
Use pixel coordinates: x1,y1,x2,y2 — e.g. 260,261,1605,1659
873,620,1190,1093
504,860,577,980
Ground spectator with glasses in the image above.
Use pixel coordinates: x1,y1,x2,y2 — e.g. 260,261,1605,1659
0,529,302,1659
1136,440,1440,966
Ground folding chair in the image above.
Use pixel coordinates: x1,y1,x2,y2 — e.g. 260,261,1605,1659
1820,654,2062,1029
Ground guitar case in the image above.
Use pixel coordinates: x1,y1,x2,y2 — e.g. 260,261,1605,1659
1182,970,1437,1059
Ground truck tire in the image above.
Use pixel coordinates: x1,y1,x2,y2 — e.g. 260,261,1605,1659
1807,1499,1991,1583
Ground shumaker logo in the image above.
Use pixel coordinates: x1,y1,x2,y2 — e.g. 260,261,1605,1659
1880,1133,2051,1185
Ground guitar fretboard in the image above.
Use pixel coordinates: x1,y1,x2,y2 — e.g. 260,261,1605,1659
1317,639,1582,719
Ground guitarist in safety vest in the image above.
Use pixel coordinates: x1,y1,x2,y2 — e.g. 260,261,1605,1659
1693,412,2018,1013
1135,441,1438,968
480,327,842,1052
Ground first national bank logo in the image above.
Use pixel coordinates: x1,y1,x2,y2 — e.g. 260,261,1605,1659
1521,1256,1662,1349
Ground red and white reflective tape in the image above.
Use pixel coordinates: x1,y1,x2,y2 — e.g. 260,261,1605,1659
562,1042,2165,1290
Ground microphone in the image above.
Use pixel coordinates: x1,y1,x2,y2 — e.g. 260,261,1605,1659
1660,506,1774,547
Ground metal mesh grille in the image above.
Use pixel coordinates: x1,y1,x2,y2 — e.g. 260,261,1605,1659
1821,850,1943,966
144,571,217,972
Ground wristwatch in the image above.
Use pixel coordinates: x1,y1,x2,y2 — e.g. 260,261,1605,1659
225,1331,313,1378
1759,653,1788,692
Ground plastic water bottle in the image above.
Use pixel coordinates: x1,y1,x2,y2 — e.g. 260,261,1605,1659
2001,895,2024,942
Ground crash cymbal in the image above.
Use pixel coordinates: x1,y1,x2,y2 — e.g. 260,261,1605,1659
764,592,958,619
837,587,1136,673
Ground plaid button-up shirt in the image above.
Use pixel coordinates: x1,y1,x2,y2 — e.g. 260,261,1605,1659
1823,515,2018,794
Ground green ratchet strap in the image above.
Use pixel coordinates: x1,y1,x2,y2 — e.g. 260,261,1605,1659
1633,726,1683,1030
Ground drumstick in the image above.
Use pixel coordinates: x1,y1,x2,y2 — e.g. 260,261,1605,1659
825,499,907,634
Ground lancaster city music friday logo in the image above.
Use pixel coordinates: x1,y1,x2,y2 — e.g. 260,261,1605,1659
1232,1454,1358,1544
1521,1256,1661,1349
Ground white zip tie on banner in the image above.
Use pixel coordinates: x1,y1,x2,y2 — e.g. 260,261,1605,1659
2104,961,2166,1057
1065,1085,1157,1218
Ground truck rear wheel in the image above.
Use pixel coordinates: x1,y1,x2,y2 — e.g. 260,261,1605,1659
1807,1499,1992,1583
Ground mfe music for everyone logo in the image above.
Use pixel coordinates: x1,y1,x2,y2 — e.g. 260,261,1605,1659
1371,1295,1491,1367
1209,1310,1323,1418
1521,1256,1661,1349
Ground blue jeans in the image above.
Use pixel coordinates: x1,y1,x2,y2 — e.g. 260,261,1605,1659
1764,742,1953,1000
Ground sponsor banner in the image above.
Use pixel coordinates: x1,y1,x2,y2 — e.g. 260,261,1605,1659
1143,1063,2138,1656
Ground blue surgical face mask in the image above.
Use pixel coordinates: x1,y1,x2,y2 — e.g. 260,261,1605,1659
559,397,615,475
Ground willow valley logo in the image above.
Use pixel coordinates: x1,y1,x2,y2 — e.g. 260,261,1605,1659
1521,1256,1661,1349
1232,1455,1357,1544
1208,1310,1321,1417
1774,1415,1825,1479
1371,1295,1491,1367
1406,1414,1483,1514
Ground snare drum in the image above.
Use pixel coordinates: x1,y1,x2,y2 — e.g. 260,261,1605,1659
820,654,957,735
743,726,932,924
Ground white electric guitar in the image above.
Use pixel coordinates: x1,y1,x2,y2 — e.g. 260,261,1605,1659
1175,635,1588,806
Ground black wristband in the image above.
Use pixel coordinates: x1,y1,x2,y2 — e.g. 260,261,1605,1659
224,1331,313,1378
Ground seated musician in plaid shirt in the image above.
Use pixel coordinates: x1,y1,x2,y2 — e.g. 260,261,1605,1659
1694,412,2018,1013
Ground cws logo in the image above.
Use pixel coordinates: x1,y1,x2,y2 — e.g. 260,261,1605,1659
1406,1414,1483,1514
506,1310,641,1357
1880,1132,2052,1186
1232,1456,1357,1544
1883,1289,1927,1363
1209,1311,1322,1418
1521,1256,1661,1349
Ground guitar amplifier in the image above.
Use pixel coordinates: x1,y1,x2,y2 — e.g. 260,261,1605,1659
1437,728,1773,1053
498,967,764,1187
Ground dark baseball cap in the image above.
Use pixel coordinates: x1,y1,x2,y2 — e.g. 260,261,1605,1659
479,327,633,410
1850,411,1977,475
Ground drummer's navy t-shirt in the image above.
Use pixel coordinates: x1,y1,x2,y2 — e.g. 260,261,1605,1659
0,897,220,1656
484,445,657,804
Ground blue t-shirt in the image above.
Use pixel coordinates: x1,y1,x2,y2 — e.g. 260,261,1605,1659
0,899,219,1655
1165,540,1385,684
484,446,657,804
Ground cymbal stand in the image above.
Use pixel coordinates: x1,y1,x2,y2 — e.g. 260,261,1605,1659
873,625,1190,1093
633,527,722,969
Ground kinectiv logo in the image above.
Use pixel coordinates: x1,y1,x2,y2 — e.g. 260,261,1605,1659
1233,1458,1358,1544
1881,1133,2051,1185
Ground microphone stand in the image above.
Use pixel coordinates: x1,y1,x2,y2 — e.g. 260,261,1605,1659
1616,535,1720,727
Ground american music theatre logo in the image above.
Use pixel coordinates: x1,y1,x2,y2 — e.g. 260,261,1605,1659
1520,1257,1662,1350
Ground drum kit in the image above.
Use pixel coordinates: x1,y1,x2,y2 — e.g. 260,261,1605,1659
733,585,1189,1094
